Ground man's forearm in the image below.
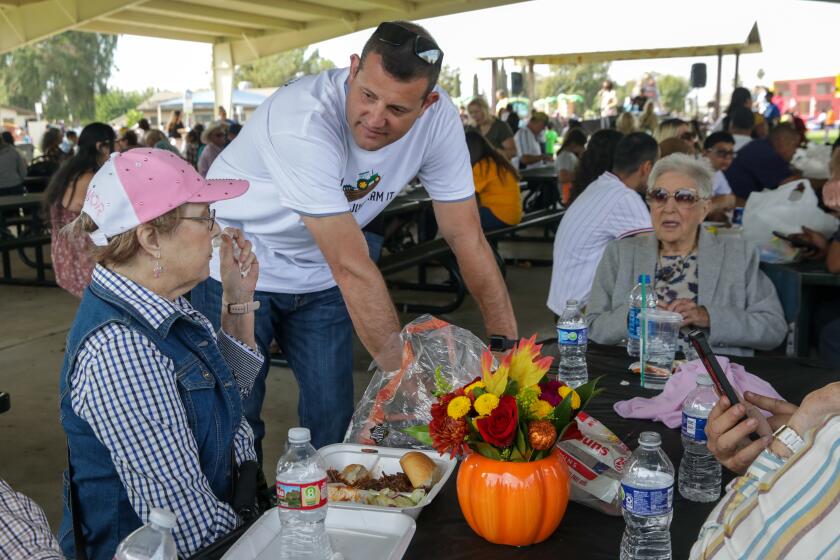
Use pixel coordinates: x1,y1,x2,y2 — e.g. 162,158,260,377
520,154,544,165
450,234,517,340
332,259,402,370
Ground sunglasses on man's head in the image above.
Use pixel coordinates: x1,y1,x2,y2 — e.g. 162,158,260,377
374,21,443,66
646,187,706,207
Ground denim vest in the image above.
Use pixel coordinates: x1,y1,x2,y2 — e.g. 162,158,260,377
58,279,242,560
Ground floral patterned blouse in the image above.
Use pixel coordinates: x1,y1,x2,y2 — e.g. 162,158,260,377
50,204,95,298
654,251,704,353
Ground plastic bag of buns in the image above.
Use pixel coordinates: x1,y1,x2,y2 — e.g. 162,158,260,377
556,412,632,516
343,315,487,448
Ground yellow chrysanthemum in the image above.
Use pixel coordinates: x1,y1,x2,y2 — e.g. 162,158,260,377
464,380,485,395
474,393,500,417
558,386,581,409
447,396,472,419
529,399,554,419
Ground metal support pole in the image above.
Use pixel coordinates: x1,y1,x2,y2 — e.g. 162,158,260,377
734,50,741,88
527,59,536,102
714,49,723,120
491,59,498,109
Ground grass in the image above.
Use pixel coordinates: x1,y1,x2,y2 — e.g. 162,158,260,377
806,129,839,145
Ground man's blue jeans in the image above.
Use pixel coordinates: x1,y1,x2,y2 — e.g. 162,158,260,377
191,278,354,456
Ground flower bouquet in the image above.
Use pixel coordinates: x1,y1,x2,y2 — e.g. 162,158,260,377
407,335,600,461
405,335,601,546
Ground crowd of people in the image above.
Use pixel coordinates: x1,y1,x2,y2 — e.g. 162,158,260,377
1,18,840,560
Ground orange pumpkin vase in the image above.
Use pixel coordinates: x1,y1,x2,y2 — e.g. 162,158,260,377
456,449,570,546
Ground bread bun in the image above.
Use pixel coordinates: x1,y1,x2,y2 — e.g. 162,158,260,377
399,451,437,488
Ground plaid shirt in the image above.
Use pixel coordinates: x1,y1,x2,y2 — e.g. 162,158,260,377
0,479,61,560
69,266,262,556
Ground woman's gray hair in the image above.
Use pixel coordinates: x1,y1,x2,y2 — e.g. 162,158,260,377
648,153,714,198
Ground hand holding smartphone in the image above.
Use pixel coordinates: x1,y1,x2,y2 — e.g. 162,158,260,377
772,230,820,252
688,330,772,441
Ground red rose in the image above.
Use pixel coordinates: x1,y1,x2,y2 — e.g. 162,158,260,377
476,395,518,448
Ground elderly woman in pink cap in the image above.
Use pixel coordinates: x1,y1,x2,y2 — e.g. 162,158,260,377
58,148,261,559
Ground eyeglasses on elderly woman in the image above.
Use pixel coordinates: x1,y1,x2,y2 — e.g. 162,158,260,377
179,208,216,231
646,187,709,208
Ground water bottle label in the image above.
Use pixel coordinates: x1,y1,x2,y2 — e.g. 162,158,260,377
682,413,708,442
628,308,640,340
558,327,587,346
276,478,327,510
620,483,673,516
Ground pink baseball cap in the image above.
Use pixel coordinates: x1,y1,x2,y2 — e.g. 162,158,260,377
83,148,248,246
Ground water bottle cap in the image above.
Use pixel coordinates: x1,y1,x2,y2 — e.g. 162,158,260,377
638,431,661,448
638,274,651,283
565,299,579,307
696,373,712,386
148,508,177,529
288,427,311,443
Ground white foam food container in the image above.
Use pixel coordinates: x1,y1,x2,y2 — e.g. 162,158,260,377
221,507,416,560
318,443,457,519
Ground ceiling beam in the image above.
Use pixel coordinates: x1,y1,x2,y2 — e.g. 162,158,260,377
354,0,416,12
227,0,528,65
78,20,215,43
224,0,358,22
133,0,302,31
0,0,142,54
104,9,255,37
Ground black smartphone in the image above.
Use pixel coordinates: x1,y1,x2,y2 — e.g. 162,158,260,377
0,392,9,415
772,230,819,251
688,330,771,441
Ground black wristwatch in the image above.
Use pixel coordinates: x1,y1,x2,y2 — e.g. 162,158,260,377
489,335,516,352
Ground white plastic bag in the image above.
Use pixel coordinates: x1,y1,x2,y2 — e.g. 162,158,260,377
743,179,838,263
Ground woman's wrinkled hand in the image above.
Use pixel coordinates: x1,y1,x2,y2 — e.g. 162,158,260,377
218,227,258,304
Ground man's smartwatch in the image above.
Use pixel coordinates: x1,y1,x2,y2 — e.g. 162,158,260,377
224,301,261,315
770,424,805,459
489,335,516,352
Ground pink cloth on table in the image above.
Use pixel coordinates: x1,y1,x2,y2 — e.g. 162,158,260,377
613,357,784,428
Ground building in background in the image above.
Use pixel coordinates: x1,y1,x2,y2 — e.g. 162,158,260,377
773,75,840,119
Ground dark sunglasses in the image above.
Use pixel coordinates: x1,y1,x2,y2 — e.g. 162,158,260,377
710,148,735,158
646,188,706,207
375,21,443,66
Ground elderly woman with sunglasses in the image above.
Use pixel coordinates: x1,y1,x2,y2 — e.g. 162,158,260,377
58,149,261,559
586,153,786,356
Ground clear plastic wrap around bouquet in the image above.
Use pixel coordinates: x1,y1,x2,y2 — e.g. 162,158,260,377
343,315,489,448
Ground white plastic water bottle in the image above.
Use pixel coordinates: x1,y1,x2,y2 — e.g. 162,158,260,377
276,427,333,560
114,508,177,560
678,374,721,502
627,274,657,357
557,299,588,388
620,432,674,560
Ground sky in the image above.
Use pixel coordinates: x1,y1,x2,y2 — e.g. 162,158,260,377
108,0,840,106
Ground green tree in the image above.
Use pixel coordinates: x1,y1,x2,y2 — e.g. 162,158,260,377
0,31,117,122
437,64,461,98
95,88,152,124
657,74,690,114
235,48,335,88
537,63,610,114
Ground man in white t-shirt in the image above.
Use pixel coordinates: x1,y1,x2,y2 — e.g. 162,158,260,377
729,106,754,153
702,131,737,218
190,21,517,452
514,112,553,170
547,132,658,315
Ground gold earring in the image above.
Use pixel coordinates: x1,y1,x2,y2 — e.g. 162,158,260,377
153,251,163,278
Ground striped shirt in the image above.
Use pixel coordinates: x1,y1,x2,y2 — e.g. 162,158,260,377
547,172,652,314
69,265,262,556
691,414,840,560
0,479,61,560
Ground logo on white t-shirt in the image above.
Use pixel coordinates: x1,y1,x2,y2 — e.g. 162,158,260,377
342,169,382,201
